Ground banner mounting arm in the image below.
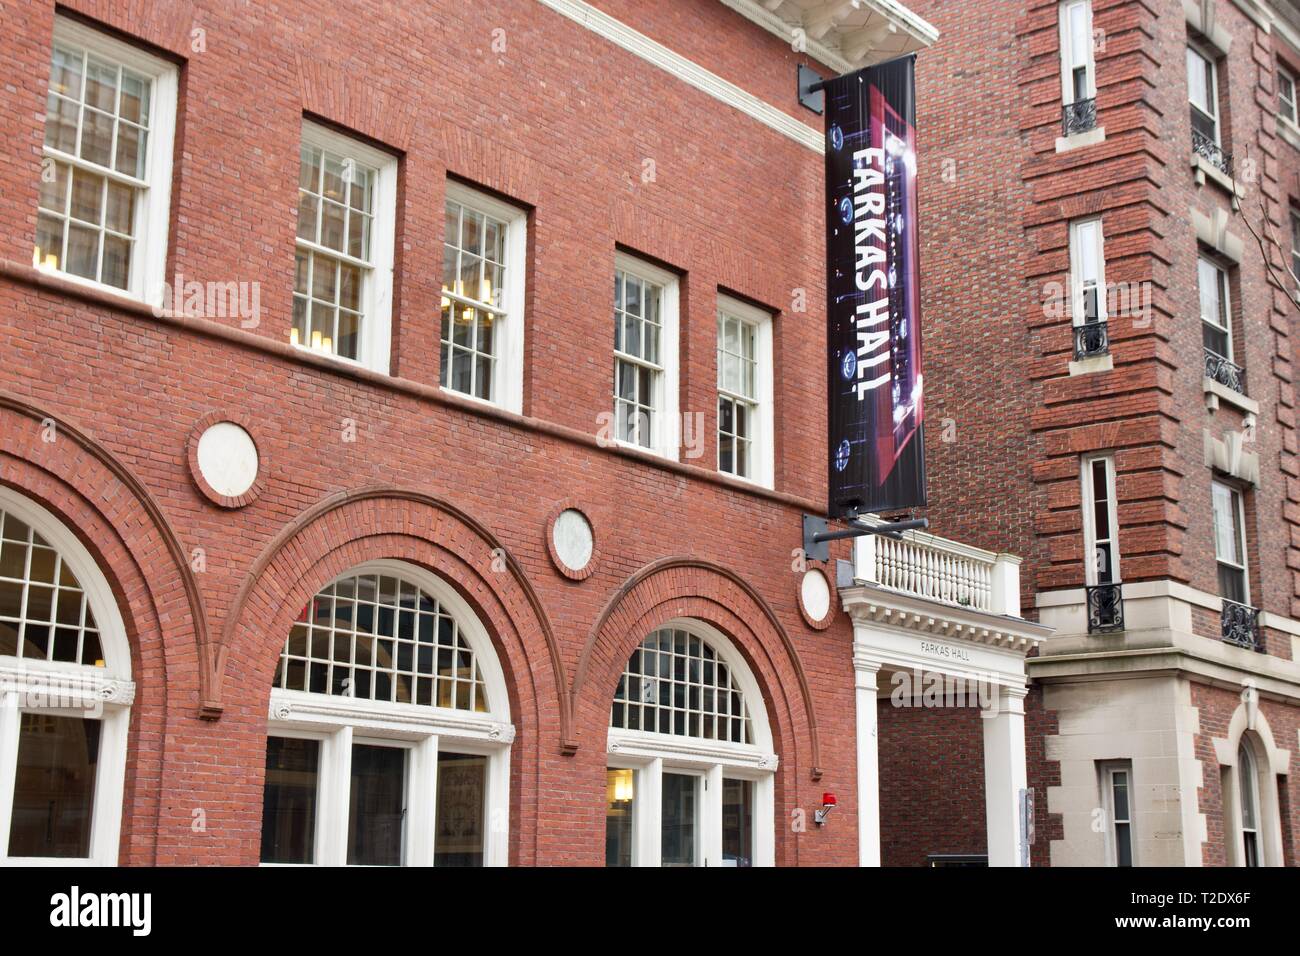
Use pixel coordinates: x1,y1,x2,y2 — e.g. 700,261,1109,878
801,514,929,563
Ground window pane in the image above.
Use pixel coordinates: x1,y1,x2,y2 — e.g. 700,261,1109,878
1187,48,1210,112
346,744,406,866
722,778,754,867
260,736,320,864
661,773,698,867
1211,484,1241,565
7,714,100,858
434,752,485,867
1068,3,1089,69
1115,822,1132,867
605,768,635,867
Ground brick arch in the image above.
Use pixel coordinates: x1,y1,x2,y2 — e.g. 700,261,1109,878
0,390,209,864
218,487,568,865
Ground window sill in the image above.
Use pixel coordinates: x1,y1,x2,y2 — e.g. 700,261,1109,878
1203,377,1259,415
1055,126,1106,154
1278,119,1300,153
33,264,153,309
1190,154,1243,198
1069,353,1113,376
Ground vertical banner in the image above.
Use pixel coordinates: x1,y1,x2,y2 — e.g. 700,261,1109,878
824,55,926,518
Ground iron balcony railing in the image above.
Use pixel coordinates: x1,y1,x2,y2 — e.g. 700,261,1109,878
1074,322,1109,360
1192,129,1233,178
1062,97,1097,137
1221,599,1263,652
1086,583,1124,634
1204,348,1247,395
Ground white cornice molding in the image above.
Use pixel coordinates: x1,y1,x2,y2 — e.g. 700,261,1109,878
533,0,823,152
607,729,778,771
269,690,516,745
840,581,1051,652
0,661,135,709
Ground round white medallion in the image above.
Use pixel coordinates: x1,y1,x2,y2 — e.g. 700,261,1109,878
196,422,259,498
800,568,832,622
552,508,594,573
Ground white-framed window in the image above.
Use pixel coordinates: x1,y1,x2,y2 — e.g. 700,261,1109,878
1290,210,1300,283
606,622,775,867
0,487,133,866
716,296,774,487
35,16,178,304
1069,218,1106,326
1279,66,1298,127
262,560,513,867
1081,454,1120,585
613,253,680,459
292,122,397,373
1187,43,1220,144
1211,481,1249,606
1058,1,1096,105
1237,742,1261,866
440,181,528,413
1198,255,1233,360
1099,761,1134,866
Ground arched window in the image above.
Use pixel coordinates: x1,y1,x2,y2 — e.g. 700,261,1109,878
262,561,512,867
0,487,132,865
1237,742,1260,867
605,622,776,867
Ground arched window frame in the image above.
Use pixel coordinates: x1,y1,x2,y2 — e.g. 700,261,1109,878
265,559,514,867
1213,697,1290,868
606,619,777,867
0,486,133,866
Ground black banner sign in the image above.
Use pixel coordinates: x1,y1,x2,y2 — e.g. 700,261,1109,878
824,55,926,518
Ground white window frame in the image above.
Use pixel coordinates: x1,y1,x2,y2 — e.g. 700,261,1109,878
1058,1,1096,105
1187,42,1220,144
293,121,398,375
38,16,178,307
264,560,513,867
1279,65,1298,128
1290,210,1300,283
440,181,528,414
613,252,680,461
0,487,133,867
1069,218,1107,327
1211,480,1249,604
606,620,775,867
1198,254,1234,361
716,295,774,489
1081,453,1120,585
1099,760,1135,866
1236,742,1261,866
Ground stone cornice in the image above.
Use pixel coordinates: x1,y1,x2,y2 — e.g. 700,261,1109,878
840,582,1051,653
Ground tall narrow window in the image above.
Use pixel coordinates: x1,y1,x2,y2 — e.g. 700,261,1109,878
605,768,635,867
440,182,527,411
1290,211,1300,282
293,123,397,372
1070,219,1106,325
1238,743,1260,866
1198,256,1233,360
1058,1,1095,105
1212,481,1248,605
1081,455,1119,585
1187,45,1219,144
1100,762,1134,866
716,297,774,486
35,18,178,301
613,254,679,457
1279,66,1297,127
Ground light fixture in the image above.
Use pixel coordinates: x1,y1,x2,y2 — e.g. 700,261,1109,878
311,329,322,351
815,792,837,827
289,327,300,346
608,768,634,804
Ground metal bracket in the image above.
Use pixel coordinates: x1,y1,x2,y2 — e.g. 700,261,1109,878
798,64,826,115
802,513,930,563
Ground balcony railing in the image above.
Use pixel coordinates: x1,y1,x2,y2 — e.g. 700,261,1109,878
1192,129,1233,178
1062,97,1097,137
1221,599,1263,652
1086,583,1125,633
1204,348,1246,395
1073,322,1109,360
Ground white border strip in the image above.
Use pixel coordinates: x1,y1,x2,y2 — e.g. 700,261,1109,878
533,0,824,153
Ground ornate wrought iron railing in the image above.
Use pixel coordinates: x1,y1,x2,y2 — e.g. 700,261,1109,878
1221,599,1263,652
1086,583,1124,634
1062,97,1097,137
1204,348,1246,395
1192,129,1233,178
1074,322,1109,360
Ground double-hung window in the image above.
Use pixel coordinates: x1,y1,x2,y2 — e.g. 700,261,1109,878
1069,218,1107,347
1279,66,1298,128
1212,481,1249,605
1099,762,1134,866
1237,743,1261,866
716,297,774,487
1058,1,1096,106
1290,211,1300,283
613,254,679,458
35,17,178,302
440,182,527,412
1198,255,1233,361
1187,44,1220,144
1081,454,1120,585
293,123,397,372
